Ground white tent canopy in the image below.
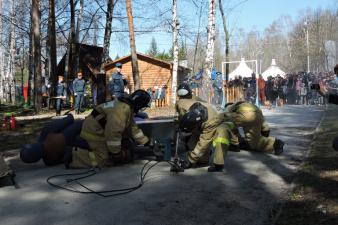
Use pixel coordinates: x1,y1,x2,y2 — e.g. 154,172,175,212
261,59,286,80
228,58,254,80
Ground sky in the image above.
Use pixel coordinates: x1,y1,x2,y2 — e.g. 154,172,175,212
110,0,337,59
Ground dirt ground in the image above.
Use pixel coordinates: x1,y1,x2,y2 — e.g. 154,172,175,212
1,104,337,225
271,104,338,225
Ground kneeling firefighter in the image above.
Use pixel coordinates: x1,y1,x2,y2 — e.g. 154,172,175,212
71,90,151,168
224,101,284,155
176,83,239,152
178,102,234,172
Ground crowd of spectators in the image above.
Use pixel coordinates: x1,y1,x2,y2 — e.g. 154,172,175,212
225,72,337,106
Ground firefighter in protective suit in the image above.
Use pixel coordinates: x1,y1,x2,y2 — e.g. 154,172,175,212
224,101,284,155
70,90,151,168
178,102,232,172
176,83,240,152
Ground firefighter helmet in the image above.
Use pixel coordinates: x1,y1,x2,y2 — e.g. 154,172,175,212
128,90,151,113
179,102,208,132
177,83,192,98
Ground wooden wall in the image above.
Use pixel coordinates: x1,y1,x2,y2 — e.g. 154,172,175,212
105,55,188,105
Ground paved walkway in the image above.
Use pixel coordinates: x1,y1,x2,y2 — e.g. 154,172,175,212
0,105,324,225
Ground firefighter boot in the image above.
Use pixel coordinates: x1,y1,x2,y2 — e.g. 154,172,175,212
274,139,285,155
208,164,224,172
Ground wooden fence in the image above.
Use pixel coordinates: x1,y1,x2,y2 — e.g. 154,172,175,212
193,86,246,103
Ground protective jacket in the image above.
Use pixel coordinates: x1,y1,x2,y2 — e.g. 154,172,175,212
72,99,148,168
225,102,275,153
108,72,127,98
176,98,233,165
73,78,86,93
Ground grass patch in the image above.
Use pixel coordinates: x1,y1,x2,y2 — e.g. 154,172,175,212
271,105,338,225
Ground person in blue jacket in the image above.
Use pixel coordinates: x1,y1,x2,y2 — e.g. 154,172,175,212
73,71,86,114
108,63,127,99
55,75,67,116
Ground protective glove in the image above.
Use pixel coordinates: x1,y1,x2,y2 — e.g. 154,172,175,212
179,159,194,169
110,150,132,164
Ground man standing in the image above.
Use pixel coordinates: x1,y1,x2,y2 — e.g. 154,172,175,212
212,72,223,104
109,63,127,99
73,71,86,114
258,74,266,105
55,75,67,116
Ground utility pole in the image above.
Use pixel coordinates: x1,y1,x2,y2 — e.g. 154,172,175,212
305,19,310,73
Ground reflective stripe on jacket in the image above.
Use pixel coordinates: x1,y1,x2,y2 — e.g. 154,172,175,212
80,100,148,154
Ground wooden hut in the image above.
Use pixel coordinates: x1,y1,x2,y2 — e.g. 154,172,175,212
104,53,190,105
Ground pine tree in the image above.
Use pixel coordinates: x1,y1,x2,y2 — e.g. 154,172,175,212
147,37,158,57
156,51,171,61
178,40,187,60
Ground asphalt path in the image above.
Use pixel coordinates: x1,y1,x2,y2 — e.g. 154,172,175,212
0,105,324,225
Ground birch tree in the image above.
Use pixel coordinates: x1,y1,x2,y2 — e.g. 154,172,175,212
126,0,140,90
205,0,216,78
171,0,179,104
8,0,16,104
0,0,3,102
74,0,84,73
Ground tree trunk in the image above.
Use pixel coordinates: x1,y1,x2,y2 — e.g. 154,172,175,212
8,0,16,104
28,10,34,107
93,15,98,46
126,0,140,90
205,0,216,78
102,0,115,67
218,0,229,81
21,38,25,103
48,0,57,96
0,0,3,103
192,3,203,75
74,0,84,73
203,0,216,103
32,0,42,112
64,0,76,83
171,0,179,105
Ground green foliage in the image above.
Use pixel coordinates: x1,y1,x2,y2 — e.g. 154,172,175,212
147,37,159,57
115,54,120,60
155,51,172,61
168,40,187,60
178,40,187,60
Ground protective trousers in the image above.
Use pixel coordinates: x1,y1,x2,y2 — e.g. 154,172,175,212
70,141,113,168
210,123,230,165
230,110,275,153
178,123,230,166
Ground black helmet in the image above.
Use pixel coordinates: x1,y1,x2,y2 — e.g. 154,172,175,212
177,83,192,98
128,89,151,113
179,102,208,132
